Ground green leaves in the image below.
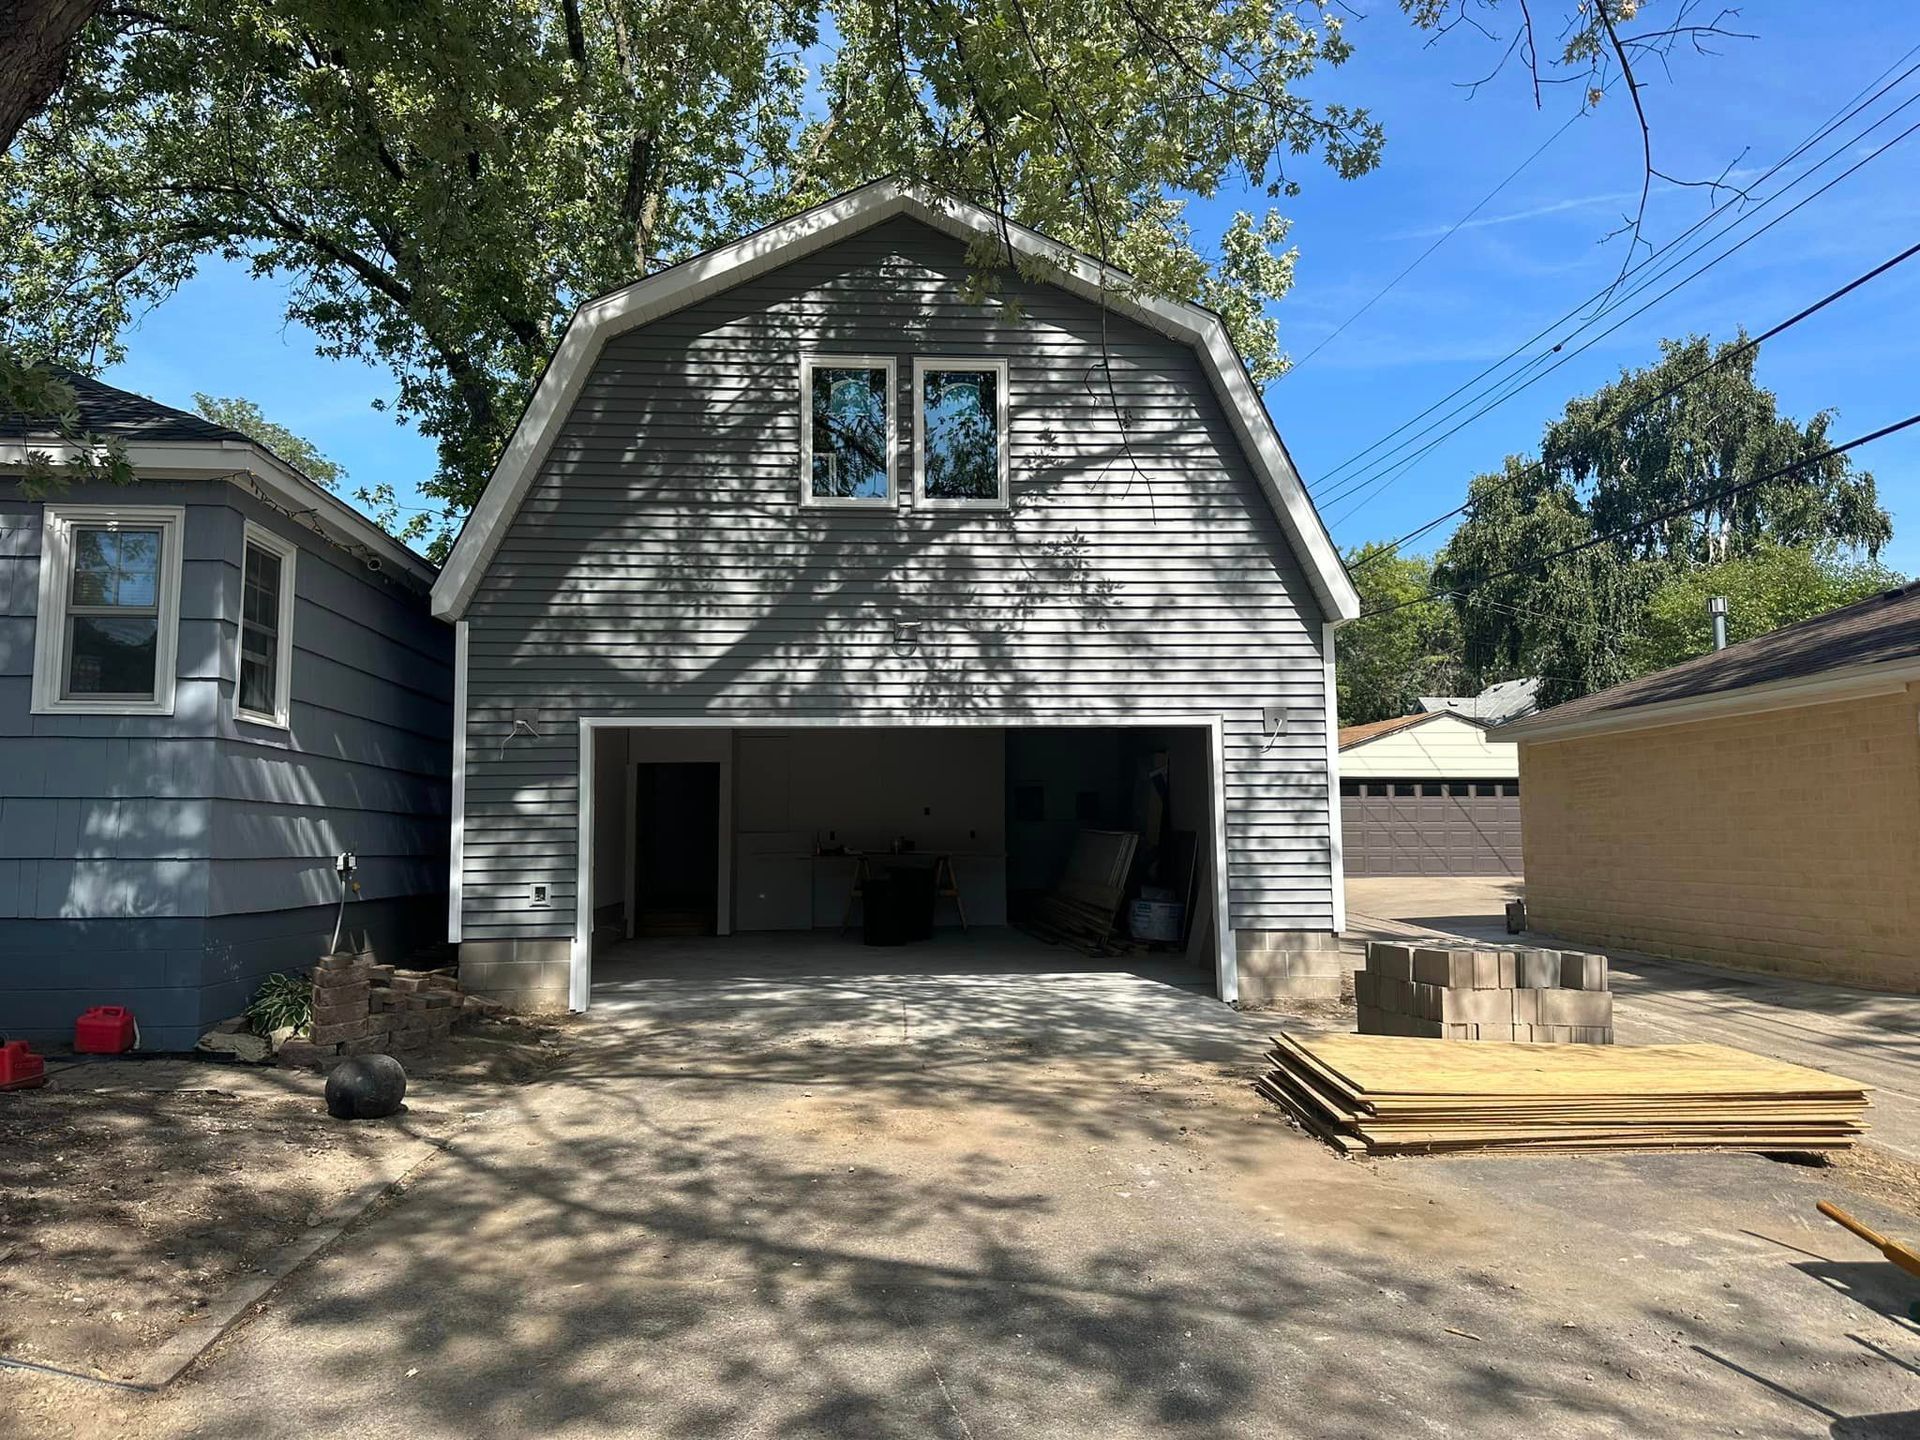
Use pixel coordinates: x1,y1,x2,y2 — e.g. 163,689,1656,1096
193,394,347,490
3,0,1383,551
1434,335,1894,705
1337,542,1465,725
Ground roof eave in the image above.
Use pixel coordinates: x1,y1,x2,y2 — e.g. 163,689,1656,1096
1496,656,1920,744
0,437,437,585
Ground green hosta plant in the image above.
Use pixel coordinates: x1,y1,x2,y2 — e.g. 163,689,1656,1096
246,971,315,1038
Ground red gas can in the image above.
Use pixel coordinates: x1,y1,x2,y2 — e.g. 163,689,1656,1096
74,1006,137,1054
0,1040,47,1090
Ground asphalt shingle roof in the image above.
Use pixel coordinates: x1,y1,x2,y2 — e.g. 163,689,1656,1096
1519,578,1920,731
0,369,251,445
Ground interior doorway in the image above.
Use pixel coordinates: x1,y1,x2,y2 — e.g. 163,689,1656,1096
633,762,721,936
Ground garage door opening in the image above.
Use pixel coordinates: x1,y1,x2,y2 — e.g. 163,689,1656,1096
578,719,1231,1004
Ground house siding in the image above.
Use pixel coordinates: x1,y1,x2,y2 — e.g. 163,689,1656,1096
0,480,451,1048
1340,714,1519,779
459,215,1337,974
1519,685,1920,990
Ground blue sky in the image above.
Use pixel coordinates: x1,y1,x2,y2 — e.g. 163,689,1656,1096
101,3,1920,571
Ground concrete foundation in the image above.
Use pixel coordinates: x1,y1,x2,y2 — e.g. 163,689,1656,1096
457,938,573,1013
1233,929,1345,1004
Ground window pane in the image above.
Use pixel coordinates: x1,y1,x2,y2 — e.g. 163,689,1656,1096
923,368,1000,500
239,542,283,717
66,615,159,696
70,527,160,608
809,366,889,499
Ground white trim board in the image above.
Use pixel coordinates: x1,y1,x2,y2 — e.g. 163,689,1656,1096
568,712,1237,1012
447,621,469,944
430,178,1360,626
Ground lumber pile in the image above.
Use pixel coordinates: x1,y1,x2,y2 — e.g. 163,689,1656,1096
1357,939,1612,1043
1018,828,1138,955
1259,1030,1870,1157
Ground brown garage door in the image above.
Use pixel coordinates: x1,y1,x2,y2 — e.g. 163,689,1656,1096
1340,779,1522,877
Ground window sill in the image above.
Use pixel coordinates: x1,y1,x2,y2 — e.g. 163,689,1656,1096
234,709,291,731
31,698,175,717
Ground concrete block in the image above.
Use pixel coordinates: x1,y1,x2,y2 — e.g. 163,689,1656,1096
1471,950,1505,989
1514,949,1561,989
1366,942,1414,982
1354,970,1378,1008
1409,980,1446,1022
1558,951,1608,992
1508,989,1540,1024
1572,1026,1614,1045
1412,946,1474,989
1537,988,1613,1027
1439,987,1517,1025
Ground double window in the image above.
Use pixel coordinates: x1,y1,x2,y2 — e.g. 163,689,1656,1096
31,504,185,715
235,523,297,727
799,354,1009,510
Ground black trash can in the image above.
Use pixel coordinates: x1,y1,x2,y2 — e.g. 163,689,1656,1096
861,863,937,945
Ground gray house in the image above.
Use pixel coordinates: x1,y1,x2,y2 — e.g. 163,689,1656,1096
2,377,453,1049
430,179,1361,1011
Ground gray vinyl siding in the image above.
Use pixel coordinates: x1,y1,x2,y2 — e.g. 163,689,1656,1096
460,215,1337,946
0,478,451,1047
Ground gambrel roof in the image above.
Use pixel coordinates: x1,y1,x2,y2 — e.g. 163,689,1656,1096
430,178,1360,624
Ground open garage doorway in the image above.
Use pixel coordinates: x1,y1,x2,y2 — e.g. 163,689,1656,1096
577,718,1233,1007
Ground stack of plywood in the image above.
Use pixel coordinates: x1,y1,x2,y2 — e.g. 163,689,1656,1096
1356,940,1612,1043
1258,1030,1870,1157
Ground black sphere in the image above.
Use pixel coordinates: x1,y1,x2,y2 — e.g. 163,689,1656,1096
324,1053,408,1119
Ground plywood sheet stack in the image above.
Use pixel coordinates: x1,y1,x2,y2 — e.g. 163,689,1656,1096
1258,1030,1870,1156
1356,940,1612,1043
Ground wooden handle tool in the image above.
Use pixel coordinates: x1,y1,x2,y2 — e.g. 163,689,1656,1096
1818,1201,1920,1281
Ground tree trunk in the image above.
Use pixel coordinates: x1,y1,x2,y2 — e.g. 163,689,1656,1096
0,0,104,151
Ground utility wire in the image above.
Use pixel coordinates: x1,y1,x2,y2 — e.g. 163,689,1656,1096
1320,101,1920,519
1289,111,1582,374
1355,411,1920,621
1308,46,1920,497
1346,236,1920,569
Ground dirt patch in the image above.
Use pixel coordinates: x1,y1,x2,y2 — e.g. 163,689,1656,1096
0,1016,569,1388
1824,1143,1920,1224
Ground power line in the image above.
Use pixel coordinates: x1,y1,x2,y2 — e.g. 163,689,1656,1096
1356,411,1920,621
1320,100,1920,520
1346,236,1920,569
1289,111,1582,374
1307,46,1920,499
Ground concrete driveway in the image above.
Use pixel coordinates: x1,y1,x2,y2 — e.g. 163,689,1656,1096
20,931,1920,1438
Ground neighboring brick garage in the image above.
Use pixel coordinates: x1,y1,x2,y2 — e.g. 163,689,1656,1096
1503,581,1920,993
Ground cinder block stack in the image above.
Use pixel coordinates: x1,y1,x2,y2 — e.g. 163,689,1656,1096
1355,939,1612,1044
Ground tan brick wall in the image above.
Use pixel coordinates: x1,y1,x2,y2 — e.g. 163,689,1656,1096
1519,685,1920,991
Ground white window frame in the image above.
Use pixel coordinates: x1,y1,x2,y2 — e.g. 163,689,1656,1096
31,503,186,716
913,357,1011,511
233,521,299,729
798,353,898,509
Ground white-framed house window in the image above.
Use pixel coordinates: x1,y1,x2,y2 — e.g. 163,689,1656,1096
234,522,298,728
30,503,186,716
799,354,897,508
914,358,1010,509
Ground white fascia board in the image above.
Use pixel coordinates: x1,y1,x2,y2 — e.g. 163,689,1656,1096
430,178,1360,625
0,438,437,586
1498,657,1920,745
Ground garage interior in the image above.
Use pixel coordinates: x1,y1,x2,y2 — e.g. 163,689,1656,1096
586,724,1221,990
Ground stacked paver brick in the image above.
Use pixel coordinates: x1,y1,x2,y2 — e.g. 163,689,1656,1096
277,955,477,1070
1355,940,1613,1043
